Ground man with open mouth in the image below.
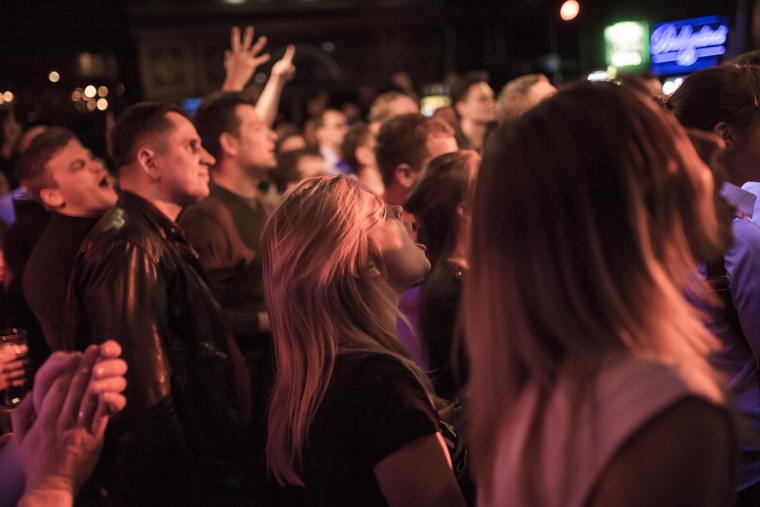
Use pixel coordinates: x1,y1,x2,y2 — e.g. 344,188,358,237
19,127,118,353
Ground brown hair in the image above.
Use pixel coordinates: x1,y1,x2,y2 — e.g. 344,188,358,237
667,64,760,132
465,82,724,503
111,102,187,169
375,113,453,187
193,91,256,161
16,127,76,200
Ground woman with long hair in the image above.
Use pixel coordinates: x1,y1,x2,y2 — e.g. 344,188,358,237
262,175,466,506
404,150,480,400
464,82,736,506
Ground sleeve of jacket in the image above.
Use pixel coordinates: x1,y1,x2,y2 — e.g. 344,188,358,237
67,238,196,498
74,238,172,409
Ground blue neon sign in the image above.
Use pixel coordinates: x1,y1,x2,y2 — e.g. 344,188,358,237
649,15,729,75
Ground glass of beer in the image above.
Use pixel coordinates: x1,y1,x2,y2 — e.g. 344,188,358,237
0,328,28,407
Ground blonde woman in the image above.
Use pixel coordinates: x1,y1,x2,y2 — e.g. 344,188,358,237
262,175,466,506
464,82,736,507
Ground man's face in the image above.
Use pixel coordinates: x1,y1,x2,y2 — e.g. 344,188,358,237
296,154,327,179
152,112,215,207
319,110,349,151
458,82,496,124
45,138,118,217
234,104,277,175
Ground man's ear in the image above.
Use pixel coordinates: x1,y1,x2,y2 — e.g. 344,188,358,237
137,147,160,181
395,163,417,189
219,132,238,157
39,187,64,209
713,122,736,152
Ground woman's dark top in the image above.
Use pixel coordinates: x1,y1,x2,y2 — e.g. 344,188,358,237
420,261,468,400
296,353,439,506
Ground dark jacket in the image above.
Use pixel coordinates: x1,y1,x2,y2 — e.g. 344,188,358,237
64,191,249,505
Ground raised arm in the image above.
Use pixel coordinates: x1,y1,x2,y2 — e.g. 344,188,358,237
221,25,271,92
256,44,296,127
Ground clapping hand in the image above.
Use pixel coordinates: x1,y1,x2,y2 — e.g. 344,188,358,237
12,342,127,505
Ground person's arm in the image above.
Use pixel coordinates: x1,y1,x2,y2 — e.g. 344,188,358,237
375,432,466,507
255,45,296,127
588,398,735,507
221,25,270,92
727,221,760,364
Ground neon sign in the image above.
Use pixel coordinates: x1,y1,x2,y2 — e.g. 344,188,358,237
605,21,649,69
650,16,729,75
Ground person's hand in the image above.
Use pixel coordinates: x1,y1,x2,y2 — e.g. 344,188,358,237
271,44,296,83
12,343,127,505
32,342,127,422
222,25,270,92
0,341,27,392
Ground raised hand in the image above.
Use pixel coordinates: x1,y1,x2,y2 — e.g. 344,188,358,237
222,25,271,92
255,44,297,127
271,44,297,83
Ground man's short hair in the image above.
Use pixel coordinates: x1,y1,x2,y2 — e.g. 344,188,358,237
495,74,546,122
193,91,256,161
374,113,453,187
16,127,76,201
272,147,322,194
111,102,187,169
341,121,372,173
368,91,413,124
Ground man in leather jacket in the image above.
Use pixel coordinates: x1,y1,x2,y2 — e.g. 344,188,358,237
63,102,250,505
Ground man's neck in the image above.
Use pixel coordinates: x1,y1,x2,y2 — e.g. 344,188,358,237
213,161,262,199
120,183,183,223
146,198,182,223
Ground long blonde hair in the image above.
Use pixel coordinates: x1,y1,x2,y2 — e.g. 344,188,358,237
262,175,432,486
464,82,726,501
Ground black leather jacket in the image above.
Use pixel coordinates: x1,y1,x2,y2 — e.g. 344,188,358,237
64,191,250,505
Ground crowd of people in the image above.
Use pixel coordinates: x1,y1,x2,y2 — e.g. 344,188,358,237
1,23,760,506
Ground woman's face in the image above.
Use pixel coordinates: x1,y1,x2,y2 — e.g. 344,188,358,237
367,197,431,294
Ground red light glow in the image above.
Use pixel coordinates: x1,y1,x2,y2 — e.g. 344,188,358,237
560,0,580,21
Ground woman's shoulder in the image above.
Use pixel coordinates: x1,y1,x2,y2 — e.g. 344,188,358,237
489,353,731,507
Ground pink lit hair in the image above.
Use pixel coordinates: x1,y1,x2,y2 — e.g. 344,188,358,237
262,175,432,486
464,82,726,504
